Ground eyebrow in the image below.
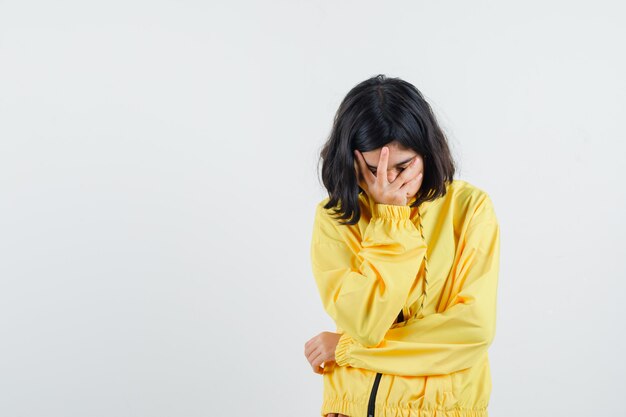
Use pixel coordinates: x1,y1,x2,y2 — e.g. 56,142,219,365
366,156,415,169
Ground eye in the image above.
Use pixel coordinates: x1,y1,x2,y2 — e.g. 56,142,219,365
370,166,407,175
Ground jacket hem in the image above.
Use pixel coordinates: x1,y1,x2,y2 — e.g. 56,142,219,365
321,397,488,417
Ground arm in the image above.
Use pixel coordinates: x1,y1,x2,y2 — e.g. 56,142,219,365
310,200,427,348
334,195,501,376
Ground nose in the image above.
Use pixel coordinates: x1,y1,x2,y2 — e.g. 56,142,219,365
388,170,400,183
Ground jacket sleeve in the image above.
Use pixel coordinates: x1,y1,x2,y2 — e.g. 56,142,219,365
333,196,500,376
310,201,427,348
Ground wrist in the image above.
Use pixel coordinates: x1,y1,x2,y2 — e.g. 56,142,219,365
372,203,411,220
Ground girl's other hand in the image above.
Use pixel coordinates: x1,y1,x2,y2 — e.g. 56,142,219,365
304,331,341,374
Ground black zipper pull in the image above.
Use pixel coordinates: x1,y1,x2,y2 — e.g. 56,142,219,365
368,310,402,416
396,309,404,323
367,372,382,417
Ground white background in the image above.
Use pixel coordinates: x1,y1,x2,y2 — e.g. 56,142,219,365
1,1,624,416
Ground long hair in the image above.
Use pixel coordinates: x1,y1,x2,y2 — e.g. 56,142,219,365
316,74,456,225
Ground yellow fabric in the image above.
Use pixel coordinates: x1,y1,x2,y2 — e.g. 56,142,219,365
310,179,500,417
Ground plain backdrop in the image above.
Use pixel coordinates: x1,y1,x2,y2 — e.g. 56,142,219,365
1,1,625,416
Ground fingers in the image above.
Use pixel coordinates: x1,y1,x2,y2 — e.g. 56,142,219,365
311,349,325,372
399,169,424,197
304,334,318,356
307,346,326,374
376,146,390,185
395,155,423,186
354,150,374,186
305,333,342,375
354,150,366,178
353,158,363,188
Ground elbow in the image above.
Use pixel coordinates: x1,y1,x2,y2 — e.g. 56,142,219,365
477,317,496,348
484,321,496,347
468,302,497,347
480,306,497,346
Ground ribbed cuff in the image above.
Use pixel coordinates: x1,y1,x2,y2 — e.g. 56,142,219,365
372,203,411,220
334,333,355,366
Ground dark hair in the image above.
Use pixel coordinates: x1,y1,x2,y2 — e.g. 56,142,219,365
316,74,456,225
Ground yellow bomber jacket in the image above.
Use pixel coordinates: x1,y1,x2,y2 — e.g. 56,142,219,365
310,179,500,417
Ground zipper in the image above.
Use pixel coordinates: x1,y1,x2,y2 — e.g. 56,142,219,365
396,309,405,323
367,372,382,417
367,309,404,417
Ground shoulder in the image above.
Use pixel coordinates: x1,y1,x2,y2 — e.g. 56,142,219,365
314,194,369,220
448,179,498,224
312,197,349,245
313,196,369,246
314,197,335,219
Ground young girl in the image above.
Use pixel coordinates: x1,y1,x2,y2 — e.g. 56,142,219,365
304,74,501,417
